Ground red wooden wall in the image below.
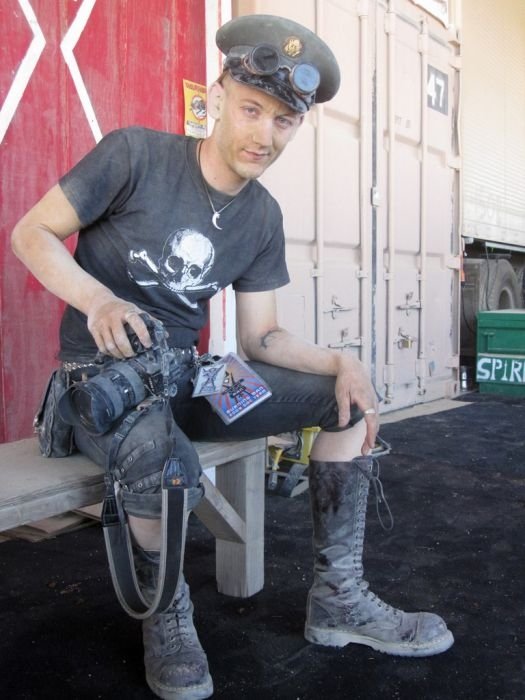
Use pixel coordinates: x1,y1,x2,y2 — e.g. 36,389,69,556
0,0,206,442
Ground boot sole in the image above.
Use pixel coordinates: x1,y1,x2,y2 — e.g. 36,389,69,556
146,672,213,700
304,624,454,657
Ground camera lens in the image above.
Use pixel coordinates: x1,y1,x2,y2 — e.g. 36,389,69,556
59,363,147,435
69,381,126,435
70,388,100,427
58,316,178,436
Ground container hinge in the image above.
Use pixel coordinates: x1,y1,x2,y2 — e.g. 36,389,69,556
385,9,396,35
447,155,461,170
357,0,369,17
449,55,462,70
446,355,460,368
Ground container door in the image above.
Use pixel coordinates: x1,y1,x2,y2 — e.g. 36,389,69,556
233,0,460,413
374,0,461,409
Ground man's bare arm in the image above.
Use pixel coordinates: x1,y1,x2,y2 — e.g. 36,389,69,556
11,184,151,357
236,290,379,452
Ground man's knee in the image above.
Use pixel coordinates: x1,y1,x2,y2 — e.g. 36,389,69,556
116,430,172,495
112,403,203,518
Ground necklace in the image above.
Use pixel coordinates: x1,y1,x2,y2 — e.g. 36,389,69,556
197,141,236,230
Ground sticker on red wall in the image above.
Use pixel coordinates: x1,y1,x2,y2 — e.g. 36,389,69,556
183,80,207,138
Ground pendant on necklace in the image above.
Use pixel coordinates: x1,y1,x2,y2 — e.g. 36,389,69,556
212,212,222,230
197,140,236,231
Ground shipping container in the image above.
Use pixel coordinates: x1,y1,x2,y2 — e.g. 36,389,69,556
224,0,524,412
233,0,462,411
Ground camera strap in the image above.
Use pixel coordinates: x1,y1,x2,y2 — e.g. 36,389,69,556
101,401,187,619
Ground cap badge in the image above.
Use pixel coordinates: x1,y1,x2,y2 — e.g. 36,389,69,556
283,36,303,58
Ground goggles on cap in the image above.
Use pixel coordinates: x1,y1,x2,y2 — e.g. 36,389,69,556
224,43,320,105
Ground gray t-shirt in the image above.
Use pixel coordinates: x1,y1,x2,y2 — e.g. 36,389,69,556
58,127,289,358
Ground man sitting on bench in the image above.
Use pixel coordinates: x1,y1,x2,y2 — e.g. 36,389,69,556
11,14,453,700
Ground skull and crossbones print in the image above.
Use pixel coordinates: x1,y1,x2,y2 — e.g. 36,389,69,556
128,228,218,308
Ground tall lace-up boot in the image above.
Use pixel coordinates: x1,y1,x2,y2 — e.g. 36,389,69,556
136,550,213,700
304,457,454,657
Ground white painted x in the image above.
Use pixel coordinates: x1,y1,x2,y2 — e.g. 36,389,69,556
0,0,102,144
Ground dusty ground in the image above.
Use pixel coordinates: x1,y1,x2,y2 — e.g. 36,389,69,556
1,391,523,699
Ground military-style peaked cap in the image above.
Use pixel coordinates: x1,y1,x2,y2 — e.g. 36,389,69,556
216,14,341,113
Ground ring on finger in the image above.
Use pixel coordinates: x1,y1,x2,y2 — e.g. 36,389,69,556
364,408,376,415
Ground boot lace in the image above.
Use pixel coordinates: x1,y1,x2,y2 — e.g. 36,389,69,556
355,458,394,531
360,586,399,615
164,607,198,651
341,579,400,619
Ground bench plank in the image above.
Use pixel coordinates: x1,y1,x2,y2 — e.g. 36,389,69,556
0,436,266,597
0,440,105,531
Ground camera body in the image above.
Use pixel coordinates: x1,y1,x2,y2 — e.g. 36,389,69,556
59,316,188,435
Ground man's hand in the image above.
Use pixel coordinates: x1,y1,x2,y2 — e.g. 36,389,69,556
87,291,153,358
334,354,379,455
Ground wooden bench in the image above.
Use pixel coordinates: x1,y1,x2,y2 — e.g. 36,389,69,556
0,437,267,598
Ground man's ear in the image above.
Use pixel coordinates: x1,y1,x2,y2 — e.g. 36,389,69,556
208,81,224,120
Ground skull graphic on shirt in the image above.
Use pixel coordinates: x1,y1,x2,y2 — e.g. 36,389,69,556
128,228,218,308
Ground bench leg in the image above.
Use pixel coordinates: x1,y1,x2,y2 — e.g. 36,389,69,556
214,448,265,598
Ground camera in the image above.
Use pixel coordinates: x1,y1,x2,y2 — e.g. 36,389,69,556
59,315,186,435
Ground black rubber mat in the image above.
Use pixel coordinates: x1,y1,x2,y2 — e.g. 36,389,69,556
1,391,524,699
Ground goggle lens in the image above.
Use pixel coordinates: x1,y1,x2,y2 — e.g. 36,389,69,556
244,44,281,75
291,63,320,95
229,43,321,102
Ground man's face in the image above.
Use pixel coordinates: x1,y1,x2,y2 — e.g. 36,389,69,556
210,75,304,186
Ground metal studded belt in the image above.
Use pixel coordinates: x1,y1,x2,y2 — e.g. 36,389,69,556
62,347,196,375
62,360,99,372
170,347,197,364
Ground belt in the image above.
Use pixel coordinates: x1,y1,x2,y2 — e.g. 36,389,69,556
63,347,196,381
169,347,197,364
62,360,99,372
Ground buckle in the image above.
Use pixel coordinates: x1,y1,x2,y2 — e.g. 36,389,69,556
162,457,187,489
